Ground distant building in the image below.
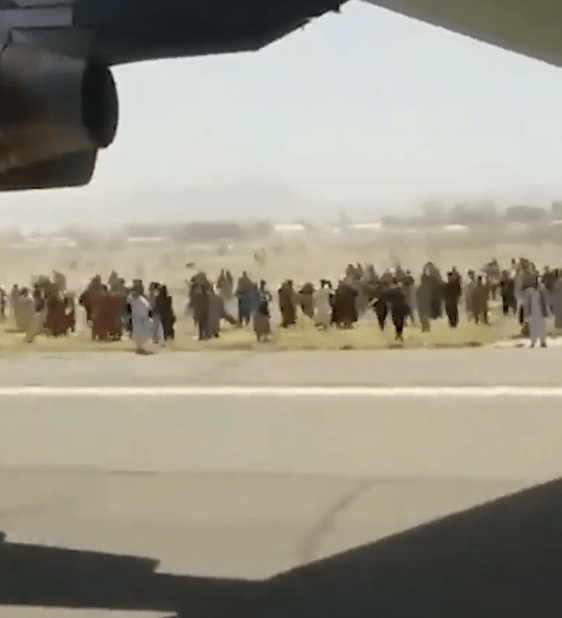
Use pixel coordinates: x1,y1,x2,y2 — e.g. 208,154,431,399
317,225,342,238
449,204,498,225
10,237,45,250
171,222,245,243
9,235,76,249
441,224,469,233
125,236,170,246
349,223,383,231
421,201,446,223
504,206,546,223
273,223,306,235
126,224,169,238
124,222,248,244
381,216,426,229
48,237,77,248
552,202,562,218
350,221,383,230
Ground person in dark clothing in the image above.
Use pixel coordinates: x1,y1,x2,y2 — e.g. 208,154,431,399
155,285,176,341
500,270,516,316
387,281,409,342
0,287,6,321
192,283,211,341
417,274,432,333
332,282,358,328
473,276,489,325
401,270,416,325
236,271,254,326
395,265,406,284
33,286,45,313
444,271,462,328
299,282,315,319
518,301,526,327
278,280,297,328
542,266,557,313
123,283,133,337
542,266,556,291
423,262,443,320
372,283,389,331
430,281,443,320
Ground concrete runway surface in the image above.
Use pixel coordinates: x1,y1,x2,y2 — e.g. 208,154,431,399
1,349,562,617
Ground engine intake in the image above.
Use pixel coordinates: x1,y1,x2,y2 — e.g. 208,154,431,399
0,44,119,172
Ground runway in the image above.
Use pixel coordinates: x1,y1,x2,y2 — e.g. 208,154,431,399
1,346,562,387
1,349,561,617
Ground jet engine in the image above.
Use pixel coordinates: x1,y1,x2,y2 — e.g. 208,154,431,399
0,44,118,190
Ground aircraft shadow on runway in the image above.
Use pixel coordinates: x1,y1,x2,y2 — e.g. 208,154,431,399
1,477,562,618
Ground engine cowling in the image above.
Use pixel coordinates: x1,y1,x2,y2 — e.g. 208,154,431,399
0,44,119,174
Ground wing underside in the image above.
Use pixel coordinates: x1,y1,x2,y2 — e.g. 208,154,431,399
363,0,562,67
2,1,562,67
0,0,74,48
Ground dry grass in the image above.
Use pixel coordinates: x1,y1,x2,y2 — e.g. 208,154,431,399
3,235,562,298
0,307,522,357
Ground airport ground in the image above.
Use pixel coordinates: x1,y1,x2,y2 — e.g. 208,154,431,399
1,348,562,618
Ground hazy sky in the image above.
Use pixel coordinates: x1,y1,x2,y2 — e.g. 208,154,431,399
3,0,562,229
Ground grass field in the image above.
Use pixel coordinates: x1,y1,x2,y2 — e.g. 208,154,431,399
0,305,523,356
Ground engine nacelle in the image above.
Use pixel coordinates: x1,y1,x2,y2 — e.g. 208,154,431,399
0,44,119,173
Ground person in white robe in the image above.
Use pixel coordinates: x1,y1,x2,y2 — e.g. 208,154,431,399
522,279,549,348
20,292,36,342
464,271,476,321
313,280,333,330
128,285,154,354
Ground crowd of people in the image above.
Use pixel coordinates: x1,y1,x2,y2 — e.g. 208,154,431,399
186,257,561,347
1,271,176,353
0,256,560,350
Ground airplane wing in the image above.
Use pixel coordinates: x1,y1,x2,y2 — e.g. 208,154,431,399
0,149,97,191
363,0,562,68
0,532,262,618
0,0,344,191
0,0,559,192
0,1,75,49
2,477,562,617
